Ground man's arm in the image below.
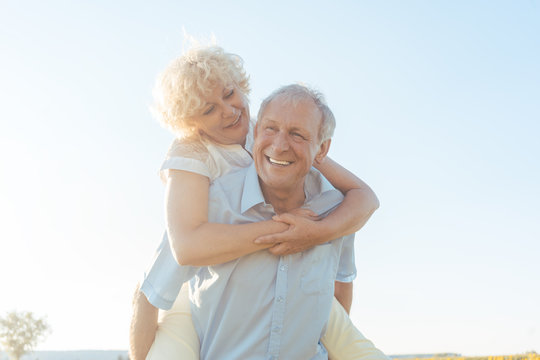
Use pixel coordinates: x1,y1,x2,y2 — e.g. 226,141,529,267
334,281,353,314
129,284,158,360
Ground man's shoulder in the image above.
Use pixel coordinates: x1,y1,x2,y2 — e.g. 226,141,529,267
305,168,344,215
305,168,325,194
305,167,341,198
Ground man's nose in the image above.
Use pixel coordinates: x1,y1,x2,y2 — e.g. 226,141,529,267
272,131,290,152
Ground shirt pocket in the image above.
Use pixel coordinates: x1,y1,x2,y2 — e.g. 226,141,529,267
300,243,337,295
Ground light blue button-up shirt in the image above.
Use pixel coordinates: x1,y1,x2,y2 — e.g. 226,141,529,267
141,163,356,359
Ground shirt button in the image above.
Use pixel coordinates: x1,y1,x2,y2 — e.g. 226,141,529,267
277,296,284,303
272,326,281,333
279,265,287,271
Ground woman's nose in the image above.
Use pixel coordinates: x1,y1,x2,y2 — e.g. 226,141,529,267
222,102,237,118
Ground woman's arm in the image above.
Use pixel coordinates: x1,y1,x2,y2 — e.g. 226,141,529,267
312,155,379,237
256,156,379,255
166,169,288,266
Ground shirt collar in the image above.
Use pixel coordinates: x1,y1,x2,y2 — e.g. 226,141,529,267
240,163,341,215
240,163,267,214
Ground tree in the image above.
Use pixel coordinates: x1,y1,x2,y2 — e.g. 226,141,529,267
0,311,50,360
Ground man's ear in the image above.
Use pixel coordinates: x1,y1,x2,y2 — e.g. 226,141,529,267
314,139,331,165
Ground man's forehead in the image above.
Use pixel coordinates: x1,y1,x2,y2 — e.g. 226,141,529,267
266,94,316,109
261,96,321,124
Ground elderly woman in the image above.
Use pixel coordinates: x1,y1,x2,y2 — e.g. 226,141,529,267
130,45,386,360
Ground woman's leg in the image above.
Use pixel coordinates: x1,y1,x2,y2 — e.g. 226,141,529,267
146,283,200,360
322,297,390,360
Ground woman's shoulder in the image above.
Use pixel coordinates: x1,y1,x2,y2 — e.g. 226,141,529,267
166,137,210,162
159,137,214,181
160,131,253,182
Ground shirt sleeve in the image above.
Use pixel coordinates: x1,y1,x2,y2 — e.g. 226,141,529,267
159,139,213,183
335,234,357,283
140,232,198,310
160,156,211,181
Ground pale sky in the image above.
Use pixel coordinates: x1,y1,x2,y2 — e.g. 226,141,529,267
0,0,539,356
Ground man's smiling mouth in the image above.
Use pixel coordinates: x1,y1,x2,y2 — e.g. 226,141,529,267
267,156,292,166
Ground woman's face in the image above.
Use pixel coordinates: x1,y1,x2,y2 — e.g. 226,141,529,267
192,83,250,147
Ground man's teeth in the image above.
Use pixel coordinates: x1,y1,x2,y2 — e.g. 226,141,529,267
269,157,291,166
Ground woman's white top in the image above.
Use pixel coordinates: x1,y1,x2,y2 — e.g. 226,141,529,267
159,123,254,182
141,123,254,309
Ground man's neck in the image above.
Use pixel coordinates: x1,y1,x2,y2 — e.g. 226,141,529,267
260,181,306,214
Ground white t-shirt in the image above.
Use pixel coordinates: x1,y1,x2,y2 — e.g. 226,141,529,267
159,123,254,183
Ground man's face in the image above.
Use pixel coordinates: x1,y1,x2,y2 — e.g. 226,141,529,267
253,96,330,193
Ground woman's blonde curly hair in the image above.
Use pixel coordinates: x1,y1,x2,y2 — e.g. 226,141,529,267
152,45,250,138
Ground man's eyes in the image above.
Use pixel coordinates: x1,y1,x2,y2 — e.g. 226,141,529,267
264,127,306,140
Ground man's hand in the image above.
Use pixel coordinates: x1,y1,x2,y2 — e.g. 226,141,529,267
254,208,323,256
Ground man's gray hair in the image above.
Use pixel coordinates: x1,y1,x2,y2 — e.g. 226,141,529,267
257,84,336,143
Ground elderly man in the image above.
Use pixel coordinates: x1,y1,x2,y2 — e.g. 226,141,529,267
132,84,387,359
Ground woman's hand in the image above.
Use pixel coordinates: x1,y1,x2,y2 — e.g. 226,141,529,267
254,208,323,256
